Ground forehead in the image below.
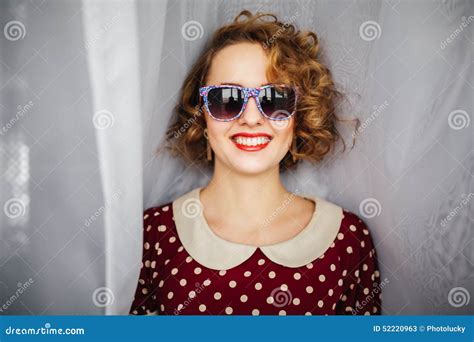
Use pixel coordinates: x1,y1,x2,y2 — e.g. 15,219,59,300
206,42,269,87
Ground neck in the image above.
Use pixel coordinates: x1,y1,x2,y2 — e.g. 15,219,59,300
201,159,291,226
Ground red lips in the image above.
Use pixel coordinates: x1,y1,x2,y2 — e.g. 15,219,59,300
231,132,272,152
231,132,273,139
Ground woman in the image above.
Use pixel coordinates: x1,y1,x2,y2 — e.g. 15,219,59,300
130,10,381,315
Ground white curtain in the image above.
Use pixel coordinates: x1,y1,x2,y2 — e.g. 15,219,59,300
82,0,145,315
0,0,472,315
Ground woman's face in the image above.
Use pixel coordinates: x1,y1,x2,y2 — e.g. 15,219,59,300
204,42,295,175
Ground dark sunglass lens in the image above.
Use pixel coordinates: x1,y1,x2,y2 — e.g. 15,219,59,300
207,87,244,120
258,86,296,119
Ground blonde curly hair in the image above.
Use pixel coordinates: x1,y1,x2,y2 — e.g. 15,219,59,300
164,10,357,171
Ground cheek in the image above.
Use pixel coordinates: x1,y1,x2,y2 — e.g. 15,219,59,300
205,116,231,145
271,118,295,146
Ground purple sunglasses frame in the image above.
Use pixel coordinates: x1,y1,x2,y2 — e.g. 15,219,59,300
198,84,298,122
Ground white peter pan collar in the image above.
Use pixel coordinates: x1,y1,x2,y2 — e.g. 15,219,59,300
172,187,344,270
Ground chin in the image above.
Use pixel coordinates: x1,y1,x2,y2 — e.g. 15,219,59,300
226,154,278,175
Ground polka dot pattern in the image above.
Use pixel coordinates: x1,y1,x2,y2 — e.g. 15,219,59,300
130,205,382,315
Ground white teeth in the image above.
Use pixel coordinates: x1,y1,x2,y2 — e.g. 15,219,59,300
234,136,270,146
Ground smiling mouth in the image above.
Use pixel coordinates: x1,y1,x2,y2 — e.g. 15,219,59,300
231,135,272,151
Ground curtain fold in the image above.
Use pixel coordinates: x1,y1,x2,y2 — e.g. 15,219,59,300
0,0,471,315
82,0,145,314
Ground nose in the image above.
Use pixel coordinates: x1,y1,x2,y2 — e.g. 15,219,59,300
237,96,264,126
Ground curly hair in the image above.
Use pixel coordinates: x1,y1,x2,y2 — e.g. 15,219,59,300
164,10,358,171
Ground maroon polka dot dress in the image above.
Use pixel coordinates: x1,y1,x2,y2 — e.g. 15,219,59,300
129,187,382,315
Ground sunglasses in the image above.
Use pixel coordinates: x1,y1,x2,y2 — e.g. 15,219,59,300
199,84,298,122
